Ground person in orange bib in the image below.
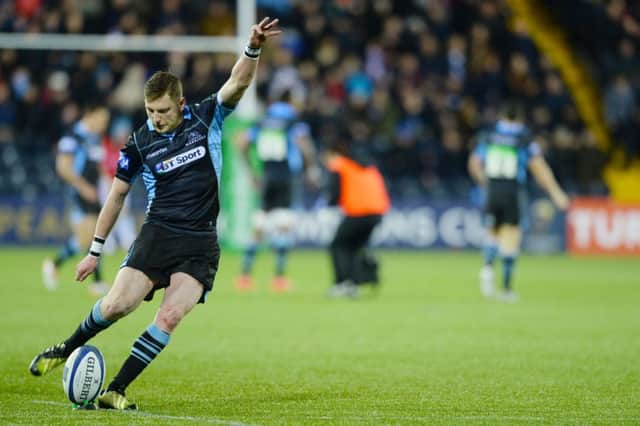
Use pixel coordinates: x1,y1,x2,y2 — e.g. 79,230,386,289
325,138,390,298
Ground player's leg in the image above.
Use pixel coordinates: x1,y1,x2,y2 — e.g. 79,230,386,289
52,235,79,267
495,191,522,302
348,215,381,286
267,181,294,291
238,181,275,291
328,217,360,297
100,272,203,409
42,235,78,290
42,207,84,290
480,228,498,297
479,193,500,298
29,267,153,377
497,224,521,302
237,210,266,291
269,208,295,292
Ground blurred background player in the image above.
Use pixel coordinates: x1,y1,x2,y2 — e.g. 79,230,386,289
235,90,318,292
99,116,137,254
468,101,570,302
42,103,111,297
325,128,390,298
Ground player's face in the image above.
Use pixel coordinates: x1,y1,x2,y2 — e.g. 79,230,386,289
145,93,185,133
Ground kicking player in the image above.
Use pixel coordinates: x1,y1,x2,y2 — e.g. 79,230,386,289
468,101,569,302
235,91,317,292
29,17,281,410
42,103,110,297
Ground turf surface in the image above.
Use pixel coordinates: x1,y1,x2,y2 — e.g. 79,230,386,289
0,248,638,425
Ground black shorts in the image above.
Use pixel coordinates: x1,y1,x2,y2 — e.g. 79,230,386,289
484,190,521,228
122,222,220,304
262,179,292,211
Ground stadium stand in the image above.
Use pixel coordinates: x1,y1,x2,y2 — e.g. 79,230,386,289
0,0,639,201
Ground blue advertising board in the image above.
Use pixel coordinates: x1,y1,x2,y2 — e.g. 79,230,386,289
0,197,565,252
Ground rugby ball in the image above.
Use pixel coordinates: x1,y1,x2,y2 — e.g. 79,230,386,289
62,345,105,404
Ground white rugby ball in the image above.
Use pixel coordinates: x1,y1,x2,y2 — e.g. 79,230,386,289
62,345,105,404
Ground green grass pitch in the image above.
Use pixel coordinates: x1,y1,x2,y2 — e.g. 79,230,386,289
0,248,638,425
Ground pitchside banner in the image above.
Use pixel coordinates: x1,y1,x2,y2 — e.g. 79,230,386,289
0,196,68,244
567,198,640,255
291,205,486,249
287,199,565,251
0,196,566,251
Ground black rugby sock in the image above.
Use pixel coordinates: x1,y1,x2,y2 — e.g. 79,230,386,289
63,299,115,357
93,260,103,282
54,238,78,267
108,324,170,393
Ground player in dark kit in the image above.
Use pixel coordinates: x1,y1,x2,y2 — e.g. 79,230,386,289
468,101,569,302
42,104,110,297
235,91,317,292
29,18,281,410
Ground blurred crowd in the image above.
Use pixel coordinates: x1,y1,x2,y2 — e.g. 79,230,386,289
0,0,638,201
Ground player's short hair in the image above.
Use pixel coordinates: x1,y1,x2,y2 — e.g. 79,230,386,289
80,100,108,116
144,71,183,103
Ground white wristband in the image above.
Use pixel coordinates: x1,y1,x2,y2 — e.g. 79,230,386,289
244,45,261,59
89,236,105,258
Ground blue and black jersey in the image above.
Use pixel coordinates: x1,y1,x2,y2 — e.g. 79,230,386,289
248,102,309,183
473,120,541,194
57,121,104,211
115,93,234,234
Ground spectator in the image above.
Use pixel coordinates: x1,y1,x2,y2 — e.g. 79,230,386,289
2,0,630,199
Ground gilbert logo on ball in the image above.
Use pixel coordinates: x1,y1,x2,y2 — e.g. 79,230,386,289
62,345,105,405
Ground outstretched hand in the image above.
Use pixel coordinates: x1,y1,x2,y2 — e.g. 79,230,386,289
75,255,99,282
248,17,281,48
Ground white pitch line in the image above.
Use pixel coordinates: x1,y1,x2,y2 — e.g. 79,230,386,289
305,414,546,422
31,400,255,426
306,414,640,422
32,401,640,424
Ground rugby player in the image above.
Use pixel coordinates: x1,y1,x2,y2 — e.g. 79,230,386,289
29,17,281,410
42,103,110,297
468,101,569,302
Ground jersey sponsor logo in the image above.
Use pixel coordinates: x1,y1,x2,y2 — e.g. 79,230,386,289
187,131,206,146
155,146,206,174
146,147,168,159
118,152,130,170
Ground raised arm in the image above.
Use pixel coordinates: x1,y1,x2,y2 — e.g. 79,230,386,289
218,17,281,106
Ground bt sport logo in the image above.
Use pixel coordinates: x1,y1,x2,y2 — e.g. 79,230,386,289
155,146,206,174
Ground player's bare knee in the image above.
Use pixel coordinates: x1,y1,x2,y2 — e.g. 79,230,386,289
100,296,135,320
156,304,187,332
